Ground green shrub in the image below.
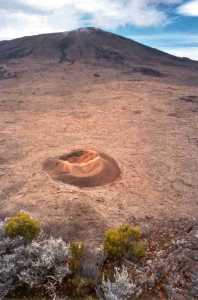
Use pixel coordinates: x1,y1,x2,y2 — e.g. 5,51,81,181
129,225,142,240
69,241,84,273
4,211,40,241
129,241,146,258
104,224,146,259
104,228,124,258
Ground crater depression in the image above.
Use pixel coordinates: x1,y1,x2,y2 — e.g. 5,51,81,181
43,149,121,187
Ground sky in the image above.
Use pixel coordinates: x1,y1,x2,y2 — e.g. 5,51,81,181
0,0,198,60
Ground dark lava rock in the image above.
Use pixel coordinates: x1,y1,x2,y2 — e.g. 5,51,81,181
133,67,164,77
179,95,198,104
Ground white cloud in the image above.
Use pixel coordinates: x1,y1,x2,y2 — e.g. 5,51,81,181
177,0,198,16
164,47,198,60
0,3,82,40
0,13,49,40
18,0,72,11
91,0,167,28
0,0,183,40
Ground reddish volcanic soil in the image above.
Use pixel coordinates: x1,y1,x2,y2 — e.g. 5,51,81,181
0,28,198,246
43,149,121,187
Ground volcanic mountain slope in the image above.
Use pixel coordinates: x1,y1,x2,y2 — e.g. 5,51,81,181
1,27,198,86
0,28,198,246
0,27,198,68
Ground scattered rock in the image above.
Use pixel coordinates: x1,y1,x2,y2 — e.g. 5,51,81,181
179,95,198,104
133,67,164,77
94,73,100,77
0,65,16,80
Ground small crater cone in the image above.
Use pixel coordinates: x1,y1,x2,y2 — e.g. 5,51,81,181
43,149,121,187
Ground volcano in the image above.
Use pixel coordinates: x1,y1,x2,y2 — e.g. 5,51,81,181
1,27,198,85
0,28,198,246
0,27,198,69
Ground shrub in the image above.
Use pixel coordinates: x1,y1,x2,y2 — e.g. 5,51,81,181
104,224,145,259
4,211,40,241
19,237,70,286
130,241,146,258
104,228,124,258
69,241,84,273
101,266,137,300
129,225,142,240
0,218,70,299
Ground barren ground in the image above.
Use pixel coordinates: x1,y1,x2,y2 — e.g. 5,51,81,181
0,61,198,246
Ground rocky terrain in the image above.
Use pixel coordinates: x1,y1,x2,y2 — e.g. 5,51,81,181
0,27,198,299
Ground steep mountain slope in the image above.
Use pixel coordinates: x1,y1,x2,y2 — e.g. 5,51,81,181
0,27,197,69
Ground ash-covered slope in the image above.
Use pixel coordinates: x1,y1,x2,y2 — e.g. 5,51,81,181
0,27,197,69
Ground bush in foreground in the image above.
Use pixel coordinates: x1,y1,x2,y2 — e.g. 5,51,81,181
0,217,70,299
0,212,148,300
0,211,194,300
104,224,146,259
4,211,40,241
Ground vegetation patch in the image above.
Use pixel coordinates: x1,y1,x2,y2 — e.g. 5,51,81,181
104,224,146,260
4,211,40,241
0,212,197,300
69,241,85,273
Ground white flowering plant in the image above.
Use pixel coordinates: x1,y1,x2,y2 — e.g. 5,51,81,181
101,266,138,300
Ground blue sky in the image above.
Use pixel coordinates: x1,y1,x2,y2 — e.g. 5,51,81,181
0,0,198,60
